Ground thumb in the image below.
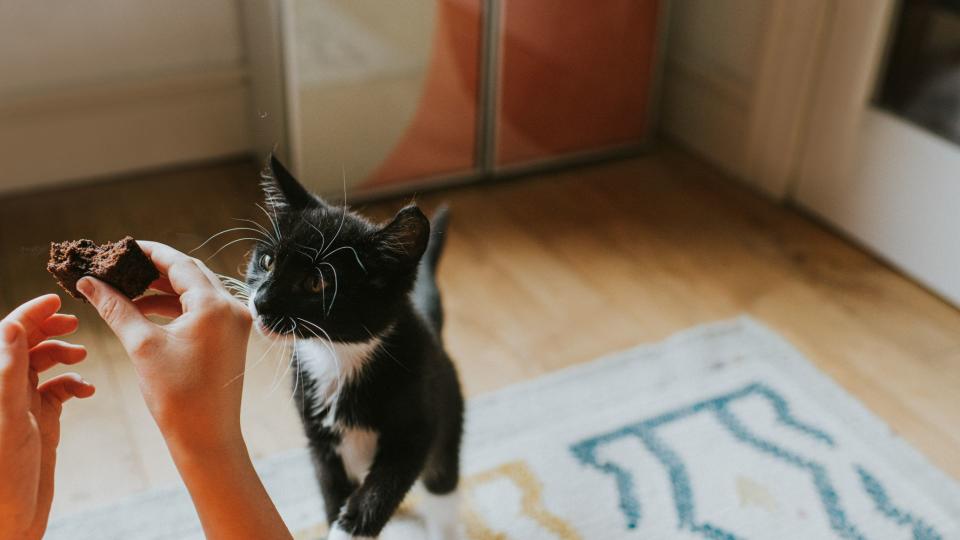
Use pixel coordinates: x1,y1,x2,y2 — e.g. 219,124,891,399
77,277,157,354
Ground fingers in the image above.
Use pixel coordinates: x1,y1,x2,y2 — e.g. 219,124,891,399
134,295,184,319
2,295,82,351
139,241,209,283
137,240,182,273
2,294,62,347
0,321,29,408
29,340,87,373
196,262,232,296
139,241,215,295
37,314,79,345
149,277,177,295
38,373,95,405
137,241,237,315
77,277,160,355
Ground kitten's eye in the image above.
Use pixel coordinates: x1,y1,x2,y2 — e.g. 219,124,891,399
259,253,274,271
306,274,326,293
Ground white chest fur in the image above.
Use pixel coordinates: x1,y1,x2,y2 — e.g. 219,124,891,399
297,337,382,422
297,337,382,483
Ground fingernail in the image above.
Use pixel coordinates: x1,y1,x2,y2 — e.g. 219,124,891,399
76,277,94,299
1,322,20,344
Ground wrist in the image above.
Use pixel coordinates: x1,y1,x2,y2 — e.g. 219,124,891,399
152,404,243,457
166,428,248,465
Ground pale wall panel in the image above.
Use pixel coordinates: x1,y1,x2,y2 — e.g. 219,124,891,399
0,1,250,192
662,0,768,179
0,1,244,96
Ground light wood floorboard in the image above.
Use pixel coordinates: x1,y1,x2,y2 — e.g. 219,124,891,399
0,147,957,519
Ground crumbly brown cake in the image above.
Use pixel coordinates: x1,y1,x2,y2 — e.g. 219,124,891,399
47,236,159,301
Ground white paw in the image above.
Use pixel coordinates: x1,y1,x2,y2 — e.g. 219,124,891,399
422,490,461,540
426,524,460,540
328,524,376,540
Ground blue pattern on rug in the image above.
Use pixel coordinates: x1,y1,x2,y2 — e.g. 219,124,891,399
570,382,944,539
856,466,942,540
713,406,862,539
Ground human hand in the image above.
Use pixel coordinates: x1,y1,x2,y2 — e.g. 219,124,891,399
78,245,291,540
77,241,252,454
0,294,95,540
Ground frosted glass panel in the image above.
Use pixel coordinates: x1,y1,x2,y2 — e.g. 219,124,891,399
289,0,481,195
496,0,661,166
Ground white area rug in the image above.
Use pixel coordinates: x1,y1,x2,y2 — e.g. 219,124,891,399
47,317,960,539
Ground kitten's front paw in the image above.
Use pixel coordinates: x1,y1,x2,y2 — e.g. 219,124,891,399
327,524,375,540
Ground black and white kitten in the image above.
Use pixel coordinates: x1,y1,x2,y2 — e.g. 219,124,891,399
245,156,464,539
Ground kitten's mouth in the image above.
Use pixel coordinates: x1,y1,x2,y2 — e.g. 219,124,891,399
255,317,288,337
247,300,293,337
252,313,299,337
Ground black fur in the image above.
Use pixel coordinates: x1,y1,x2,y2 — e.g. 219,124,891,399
245,156,463,537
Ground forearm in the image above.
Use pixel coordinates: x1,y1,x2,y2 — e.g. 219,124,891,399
22,445,58,540
168,438,292,540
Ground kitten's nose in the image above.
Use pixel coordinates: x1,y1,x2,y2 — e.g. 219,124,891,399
253,290,274,318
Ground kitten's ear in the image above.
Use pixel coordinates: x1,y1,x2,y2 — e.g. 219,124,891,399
260,153,316,210
377,205,430,265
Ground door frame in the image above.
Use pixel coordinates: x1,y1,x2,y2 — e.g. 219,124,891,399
789,0,960,306
792,0,897,202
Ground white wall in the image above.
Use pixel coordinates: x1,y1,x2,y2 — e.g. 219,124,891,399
661,0,832,199
0,1,252,193
661,0,768,178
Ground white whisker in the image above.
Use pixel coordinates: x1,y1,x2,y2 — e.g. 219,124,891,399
295,318,335,356
256,203,283,244
295,317,344,413
289,333,302,412
303,217,327,254
268,202,284,242
205,237,266,261
362,323,407,372
320,270,327,313
223,320,284,388
297,243,321,259
266,335,292,393
319,262,338,314
220,279,251,302
323,212,346,256
321,168,349,256
217,274,252,291
322,245,365,272
294,246,318,261
268,318,298,395
233,217,277,244
191,227,271,254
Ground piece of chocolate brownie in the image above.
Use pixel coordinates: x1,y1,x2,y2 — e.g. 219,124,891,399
47,236,159,301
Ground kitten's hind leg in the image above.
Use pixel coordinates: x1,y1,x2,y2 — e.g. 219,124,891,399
420,418,463,539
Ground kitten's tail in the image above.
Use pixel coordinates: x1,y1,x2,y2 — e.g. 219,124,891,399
414,204,450,334
424,204,449,271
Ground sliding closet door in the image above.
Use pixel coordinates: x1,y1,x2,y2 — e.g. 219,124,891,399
494,0,662,168
277,0,666,195
284,0,482,196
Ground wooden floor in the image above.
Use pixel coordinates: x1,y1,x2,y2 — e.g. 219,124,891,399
1,147,958,520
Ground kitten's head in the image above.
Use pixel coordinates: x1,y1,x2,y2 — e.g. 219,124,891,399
245,155,429,343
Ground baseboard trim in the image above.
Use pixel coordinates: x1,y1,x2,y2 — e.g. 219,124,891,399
660,56,751,179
